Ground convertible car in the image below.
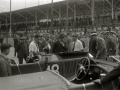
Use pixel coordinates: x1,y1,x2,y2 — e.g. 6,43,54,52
0,70,103,90
8,52,120,90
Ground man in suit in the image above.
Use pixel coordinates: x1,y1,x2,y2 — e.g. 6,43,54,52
69,34,83,52
0,43,12,77
13,34,19,57
52,33,68,53
89,32,97,58
96,36,107,60
66,33,72,51
106,34,116,56
39,35,47,52
16,37,28,64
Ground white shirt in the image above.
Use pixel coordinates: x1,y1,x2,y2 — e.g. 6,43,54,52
72,39,83,51
29,40,39,57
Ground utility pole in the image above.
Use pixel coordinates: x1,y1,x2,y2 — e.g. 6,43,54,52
66,0,68,32
10,0,12,37
51,0,53,34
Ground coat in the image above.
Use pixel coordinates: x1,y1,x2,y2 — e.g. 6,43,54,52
52,41,68,54
66,36,72,48
16,41,28,58
96,37,107,60
0,54,12,77
89,38,97,57
106,36,116,55
13,38,19,48
39,39,47,52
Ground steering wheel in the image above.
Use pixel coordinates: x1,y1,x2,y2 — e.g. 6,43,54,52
75,57,90,80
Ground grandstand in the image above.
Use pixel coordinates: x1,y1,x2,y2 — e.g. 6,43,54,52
0,0,120,36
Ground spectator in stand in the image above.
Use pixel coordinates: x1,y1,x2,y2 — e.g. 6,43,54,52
52,33,68,53
69,34,83,52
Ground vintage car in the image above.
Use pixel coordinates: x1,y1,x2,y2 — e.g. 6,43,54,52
9,51,120,90
0,70,119,90
10,52,120,77
0,70,104,90
11,52,99,80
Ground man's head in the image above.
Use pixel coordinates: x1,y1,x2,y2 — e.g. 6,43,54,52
72,34,78,42
59,33,66,42
90,32,97,39
67,33,70,36
34,34,40,43
20,36,26,42
1,43,12,55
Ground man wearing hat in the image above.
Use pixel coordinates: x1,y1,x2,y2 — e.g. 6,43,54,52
16,36,28,64
0,43,12,77
89,32,98,58
89,32,107,60
52,33,68,53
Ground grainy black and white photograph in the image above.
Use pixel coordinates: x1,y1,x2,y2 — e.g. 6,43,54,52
0,0,120,90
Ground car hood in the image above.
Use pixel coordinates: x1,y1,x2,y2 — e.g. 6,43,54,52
0,71,69,90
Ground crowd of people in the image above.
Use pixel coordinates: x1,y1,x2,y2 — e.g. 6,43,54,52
1,30,120,90
11,29,120,64
13,32,85,64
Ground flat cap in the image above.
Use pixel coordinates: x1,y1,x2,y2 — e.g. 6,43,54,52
1,43,12,50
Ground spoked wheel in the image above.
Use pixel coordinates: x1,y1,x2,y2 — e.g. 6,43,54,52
75,57,90,80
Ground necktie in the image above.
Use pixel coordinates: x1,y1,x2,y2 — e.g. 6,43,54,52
36,44,39,52
72,42,75,51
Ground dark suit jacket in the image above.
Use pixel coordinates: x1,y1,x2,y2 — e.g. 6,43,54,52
0,54,12,77
39,39,47,52
52,41,68,54
89,38,97,57
13,38,19,48
96,37,107,59
16,41,28,58
101,65,120,84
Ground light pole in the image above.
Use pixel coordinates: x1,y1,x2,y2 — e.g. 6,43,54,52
38,0,39,5
10,0,12,37
106,0,114,20
51,0,53,34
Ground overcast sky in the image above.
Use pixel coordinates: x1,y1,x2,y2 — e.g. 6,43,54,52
0,0,64,12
